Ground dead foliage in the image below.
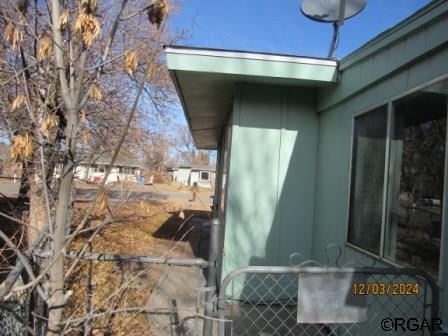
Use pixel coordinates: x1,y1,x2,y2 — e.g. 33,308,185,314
64,202,176,335
89,84,102,102
3,22,23,51
147,0,169,29
73,12,100,46
10,133,33,161
81,0,97,13
124,51,138,75
41,114,59,138
10,95,26,112
59,9,69,30
37,34,53,61
96,191,109,213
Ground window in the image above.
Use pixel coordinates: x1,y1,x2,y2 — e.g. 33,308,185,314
348,79,447,278
200,171,210,181
385,84,447,278
119,167,135,174
348,106,388,254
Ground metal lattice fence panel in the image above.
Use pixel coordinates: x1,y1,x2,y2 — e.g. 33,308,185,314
217,267,439,336
0,301,27,336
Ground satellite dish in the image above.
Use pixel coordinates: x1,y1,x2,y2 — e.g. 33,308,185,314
301,0,368,58
301,0,367,23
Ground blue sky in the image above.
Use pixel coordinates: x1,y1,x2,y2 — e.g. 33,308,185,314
169,0,430,59
167,0,430,151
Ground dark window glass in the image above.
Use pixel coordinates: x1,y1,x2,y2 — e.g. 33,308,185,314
348,106,388,254
201,171,209,180
385,82,447,278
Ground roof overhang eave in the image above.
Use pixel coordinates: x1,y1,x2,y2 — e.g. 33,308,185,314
166,46,339,149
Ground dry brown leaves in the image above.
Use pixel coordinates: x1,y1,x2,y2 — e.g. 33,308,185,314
65,198,212,335
41,114,59,137
146,61,157,79
17,0,29,15
89,84,102,102
124,51,138,75
73,13,100,46
82,129,90,145
80,110,87,123
65,202,173,335
96,191,109,213
10,133,33,161
11,95,26,112
37,34,53,61
139,200,153,215
4,22,23,51
147,0,169,29
81,0,97,13
59,9,69,30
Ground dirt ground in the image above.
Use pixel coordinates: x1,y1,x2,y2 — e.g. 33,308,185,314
64,199,211,335
75,180,213,194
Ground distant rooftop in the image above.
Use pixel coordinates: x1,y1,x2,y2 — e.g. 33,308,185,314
79,155,143,168
169,163,216,172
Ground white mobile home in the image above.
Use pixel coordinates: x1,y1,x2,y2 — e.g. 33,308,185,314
171,164,216,188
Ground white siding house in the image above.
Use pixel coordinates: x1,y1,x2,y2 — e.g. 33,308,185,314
171,164,216,188
54,156,143,184
74,163,142,184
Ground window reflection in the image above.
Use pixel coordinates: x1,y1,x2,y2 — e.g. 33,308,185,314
386,80,447,278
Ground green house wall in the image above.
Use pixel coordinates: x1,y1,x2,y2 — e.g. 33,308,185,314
220,0,448,319
312,2,448,320
222,84,318,277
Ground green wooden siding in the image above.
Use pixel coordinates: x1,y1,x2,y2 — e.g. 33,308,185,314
318,0,448,112
312,34,448,322
220,1,448,319
222,84,318,277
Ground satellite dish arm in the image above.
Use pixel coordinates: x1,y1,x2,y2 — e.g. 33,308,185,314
338,0,346,25
327,23,340,58
328,0,346,58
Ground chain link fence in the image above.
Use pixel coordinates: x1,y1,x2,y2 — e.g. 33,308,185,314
217,266,439,336
0,301,27,336
0,275,29,336
143,262,210,336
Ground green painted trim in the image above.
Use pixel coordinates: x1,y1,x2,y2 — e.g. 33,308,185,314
341,0,448,69
166,53,338,83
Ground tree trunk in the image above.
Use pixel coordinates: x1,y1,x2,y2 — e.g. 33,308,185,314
46,160,74,335
46,103,77,335
28,174,47,244
17,161,30,207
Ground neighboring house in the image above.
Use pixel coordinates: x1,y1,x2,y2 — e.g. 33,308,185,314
69,156,142,184
169,164,216,188
167,0,448,321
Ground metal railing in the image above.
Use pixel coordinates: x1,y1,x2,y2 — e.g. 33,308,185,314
217,266,439,336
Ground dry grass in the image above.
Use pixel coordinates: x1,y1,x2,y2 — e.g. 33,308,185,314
64,200,209,335
152,182,212,194
73,180,213,194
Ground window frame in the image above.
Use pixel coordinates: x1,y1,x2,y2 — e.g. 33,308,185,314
346,104,389,255
200,171,210,181
345,74,448,283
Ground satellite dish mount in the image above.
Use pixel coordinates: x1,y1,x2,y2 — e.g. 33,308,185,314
301,0,367,58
